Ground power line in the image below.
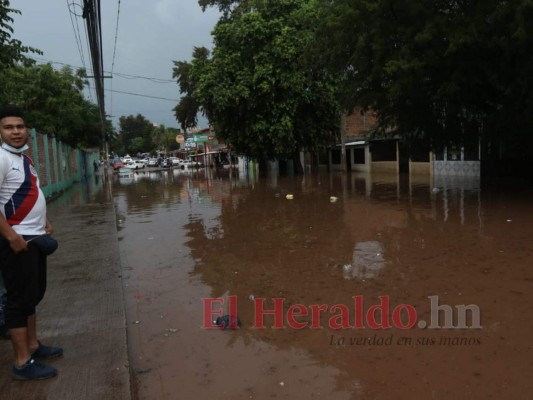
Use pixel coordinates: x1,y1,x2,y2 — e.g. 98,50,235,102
66,0,95,103
31,57,175,84
105,88,179,102
110,0,121,75
66,1,86,70
110,0,122,119
113,72,174,83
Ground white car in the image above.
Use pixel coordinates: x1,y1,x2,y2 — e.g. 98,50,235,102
169,157,181,167
131,160,145,169
180,160,192,169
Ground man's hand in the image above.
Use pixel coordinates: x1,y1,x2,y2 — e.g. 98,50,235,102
8,234,28,254
45,219,53,235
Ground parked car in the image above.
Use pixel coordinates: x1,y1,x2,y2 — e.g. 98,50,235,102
147,158,158,167
113,161,125,170
131,160,145,169
169,157,181,167
180,160,192,169
182,159,202,169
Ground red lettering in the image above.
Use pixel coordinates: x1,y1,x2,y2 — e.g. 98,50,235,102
287,304,309,329
353,295,364,328
309,304,328,329
254,298,285,328
366,296,391,329
328,304,351,329
228,295,239,328
392,304,417,329
203,298,224,329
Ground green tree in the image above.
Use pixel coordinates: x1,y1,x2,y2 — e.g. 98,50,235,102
151,124,181,153
117,114,154,155
0,63,103,147
314,0,533,155
0,1,41,68
174,0,340,163
163,126,181,153
172,49,207,132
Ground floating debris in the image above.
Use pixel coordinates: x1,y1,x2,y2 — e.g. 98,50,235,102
214,315,241,329
286,194,294,200
330,196,338,203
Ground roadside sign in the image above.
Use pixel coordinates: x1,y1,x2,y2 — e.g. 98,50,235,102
176,134,185,144
193,134,211,143
184,137,196,148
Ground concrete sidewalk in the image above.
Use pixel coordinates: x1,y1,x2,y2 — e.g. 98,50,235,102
0,203,131,400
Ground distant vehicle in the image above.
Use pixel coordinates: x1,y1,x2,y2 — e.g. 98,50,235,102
169,157,181,167
180,160,192,169
123,155,133,163
161,159,171,168
113,161,125,170
147,158,158,167
182,159,202,169
131,160,145,169
118,167,134,178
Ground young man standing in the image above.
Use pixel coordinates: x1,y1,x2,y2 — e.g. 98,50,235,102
0,105,62,380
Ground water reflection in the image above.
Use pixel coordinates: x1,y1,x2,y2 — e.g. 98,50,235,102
48,172,108,209
341,241,386,280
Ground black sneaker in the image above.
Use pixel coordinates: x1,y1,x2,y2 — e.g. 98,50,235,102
31,341,63,359
0,325,10,340
12,358,57,380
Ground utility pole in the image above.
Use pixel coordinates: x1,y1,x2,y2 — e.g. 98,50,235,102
340,112,347,172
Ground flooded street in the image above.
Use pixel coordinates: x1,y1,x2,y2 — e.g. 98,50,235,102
111,169,533,400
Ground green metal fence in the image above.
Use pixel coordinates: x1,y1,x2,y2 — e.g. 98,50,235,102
29,128,99,198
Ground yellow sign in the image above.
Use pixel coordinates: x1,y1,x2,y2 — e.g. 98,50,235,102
176,134,185,144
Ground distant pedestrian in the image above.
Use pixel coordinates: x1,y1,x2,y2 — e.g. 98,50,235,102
0,105,62,380
93,159,99,173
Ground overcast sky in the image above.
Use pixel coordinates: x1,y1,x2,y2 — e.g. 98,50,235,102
11,0,220,130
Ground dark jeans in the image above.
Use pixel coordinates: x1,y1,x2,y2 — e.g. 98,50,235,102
0,274,6,326
0,239,47,329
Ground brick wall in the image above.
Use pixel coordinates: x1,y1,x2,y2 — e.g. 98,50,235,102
346,108,377,139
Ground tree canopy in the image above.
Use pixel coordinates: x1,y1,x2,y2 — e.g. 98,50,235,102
116,114,155,155
313,0,533,154
114,114,181,156
184,0,533,162
174,0,341,161
0,63,106,148
1,3,108,148
0,1,41,68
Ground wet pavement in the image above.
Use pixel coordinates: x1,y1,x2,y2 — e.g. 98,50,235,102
113,168,533,400
0,197,130,400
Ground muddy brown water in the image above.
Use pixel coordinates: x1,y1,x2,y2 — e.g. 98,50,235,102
109,169,532,400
